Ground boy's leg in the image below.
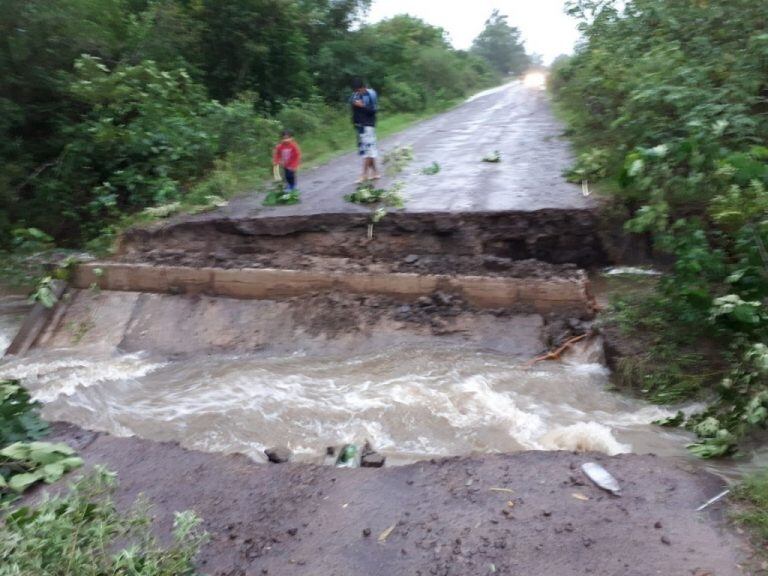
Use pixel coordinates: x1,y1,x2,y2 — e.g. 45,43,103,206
284,169,296,191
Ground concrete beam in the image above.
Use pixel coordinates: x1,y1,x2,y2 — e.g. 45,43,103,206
73,263,594,317
5,280,67,357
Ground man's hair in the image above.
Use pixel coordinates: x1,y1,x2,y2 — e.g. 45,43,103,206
351,78,364,90
281,129,293,137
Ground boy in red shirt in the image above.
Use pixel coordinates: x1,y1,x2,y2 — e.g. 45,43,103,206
272,130,302,191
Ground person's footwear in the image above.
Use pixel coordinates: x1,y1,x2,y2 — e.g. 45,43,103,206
371,173,382,181
355,177,368,185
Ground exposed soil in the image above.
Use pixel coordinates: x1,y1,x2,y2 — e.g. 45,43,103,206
119,250,586,282
118,210,608,270
47,422,744,576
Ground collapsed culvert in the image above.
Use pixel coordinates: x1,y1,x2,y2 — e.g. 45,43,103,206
0,210,697,469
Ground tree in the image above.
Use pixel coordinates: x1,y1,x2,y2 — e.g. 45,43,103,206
470,10,529,77
198,0,313,104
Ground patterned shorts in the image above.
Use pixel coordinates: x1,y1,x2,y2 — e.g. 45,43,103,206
356,126,378,158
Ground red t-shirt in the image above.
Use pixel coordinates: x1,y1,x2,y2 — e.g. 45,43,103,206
273,139,301,171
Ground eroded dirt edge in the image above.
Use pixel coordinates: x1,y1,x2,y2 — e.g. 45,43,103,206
44,422,744,576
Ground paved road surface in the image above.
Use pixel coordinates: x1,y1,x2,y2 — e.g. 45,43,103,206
221,81,594,218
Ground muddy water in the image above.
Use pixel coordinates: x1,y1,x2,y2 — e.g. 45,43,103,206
0,305,689,462
0,299,759,478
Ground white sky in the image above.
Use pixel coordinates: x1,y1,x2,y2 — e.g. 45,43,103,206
365,1,580,64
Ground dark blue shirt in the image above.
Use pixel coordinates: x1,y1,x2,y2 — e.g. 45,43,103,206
350,88,378,127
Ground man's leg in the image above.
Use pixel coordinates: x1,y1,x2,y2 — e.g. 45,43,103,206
366,127,380,179
356,126,367,183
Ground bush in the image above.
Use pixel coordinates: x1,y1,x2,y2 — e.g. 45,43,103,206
277,97,329,136
553,0,768,457
0,381,48,447
383,82,426,113
0,468,207,575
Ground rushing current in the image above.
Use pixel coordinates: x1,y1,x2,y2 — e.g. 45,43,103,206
5,291,764,479
0,296,694,462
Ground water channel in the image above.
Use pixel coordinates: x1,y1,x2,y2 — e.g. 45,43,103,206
1,292,762,480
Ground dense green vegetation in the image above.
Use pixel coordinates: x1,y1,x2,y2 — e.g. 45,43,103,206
1,380,83,501
0,467,207,575
470,9,529,77
552,0,768,456
0,382,205,572
1,1,530,250
734,470,768,543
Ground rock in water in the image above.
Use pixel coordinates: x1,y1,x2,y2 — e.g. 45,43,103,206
264,447,291,464
581,462,621,495
361,452,386,468
360,440,386,468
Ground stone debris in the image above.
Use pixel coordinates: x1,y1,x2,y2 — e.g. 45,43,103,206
264,447,291,464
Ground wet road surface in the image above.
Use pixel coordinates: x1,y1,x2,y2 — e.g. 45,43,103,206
220,81,593,218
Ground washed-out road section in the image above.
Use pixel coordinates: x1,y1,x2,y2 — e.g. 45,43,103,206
5,81,748,575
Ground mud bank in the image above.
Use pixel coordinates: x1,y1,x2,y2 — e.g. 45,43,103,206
49,422,742,576
118,210,607,269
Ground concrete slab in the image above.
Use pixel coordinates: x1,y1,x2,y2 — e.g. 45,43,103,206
73,262,594,316
37,290,548,359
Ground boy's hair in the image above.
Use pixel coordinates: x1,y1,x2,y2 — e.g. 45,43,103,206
281,129,293,137
351,78,364,91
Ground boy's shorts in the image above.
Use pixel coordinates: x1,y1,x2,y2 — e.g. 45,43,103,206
356,126,378,159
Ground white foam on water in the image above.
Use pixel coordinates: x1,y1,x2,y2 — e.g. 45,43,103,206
0,352,166,402
4,345,697,463
539,422,631,455
0,310,25,355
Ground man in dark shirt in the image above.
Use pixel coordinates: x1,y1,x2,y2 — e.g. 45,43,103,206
350,78,380,183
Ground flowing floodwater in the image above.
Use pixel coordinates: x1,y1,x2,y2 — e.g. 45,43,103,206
1,297,762,478
2,344,693,463
0,301,687,459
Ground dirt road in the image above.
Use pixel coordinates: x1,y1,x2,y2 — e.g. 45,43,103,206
52,423,743,576
217,81,593,219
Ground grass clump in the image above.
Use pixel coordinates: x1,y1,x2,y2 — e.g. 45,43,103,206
0,468,207,575
733,469,768,565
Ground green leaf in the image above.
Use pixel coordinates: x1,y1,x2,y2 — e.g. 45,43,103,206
0,443,31,461
28,442,77,465
41,462,66,483
9,472,44,492
59,456,85,471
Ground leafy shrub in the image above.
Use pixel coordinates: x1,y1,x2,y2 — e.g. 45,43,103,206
383,82,426,113
0,381,48,447
0,441,83,496
0,468,207,575
553,0,768,457
277,98,328,136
